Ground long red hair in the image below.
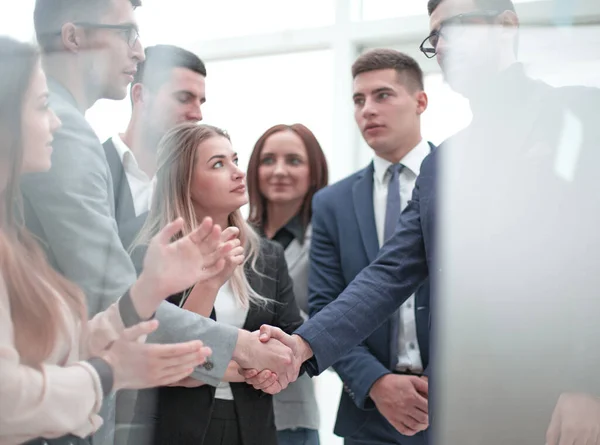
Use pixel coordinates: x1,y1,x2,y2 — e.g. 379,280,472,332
0,37,86,368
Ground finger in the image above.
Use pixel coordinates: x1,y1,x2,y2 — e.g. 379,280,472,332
246,371,277,389
154,218,184,245
220,226,240,243
158,367,197,387
199,258,226,280
188,218,219,246
407,405,429,425
159,347,213,372
154,340,208,359
412,389,429,414
122,319,159,341
259,325,288,344
401,416,425,435
260,380,284,395
240,368,260,379
411,375,429,396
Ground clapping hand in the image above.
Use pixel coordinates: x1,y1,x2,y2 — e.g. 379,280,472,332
130,217,240,318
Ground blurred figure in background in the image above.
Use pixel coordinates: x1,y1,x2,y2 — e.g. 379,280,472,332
104,44,207,250
247,123,328,445
308,49,432,445
0,36,230,445
131,123,304,445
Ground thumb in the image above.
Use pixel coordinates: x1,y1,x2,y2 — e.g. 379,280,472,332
411,375,429,396
122,319,159,341
155,218,184,245
260,325,293,348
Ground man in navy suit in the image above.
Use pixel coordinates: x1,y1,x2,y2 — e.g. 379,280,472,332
308,49,432,444
248,0,600,443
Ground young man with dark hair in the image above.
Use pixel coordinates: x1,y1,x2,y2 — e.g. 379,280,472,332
104,44,208,249
308,49,432,445
248,1,600,444
22,2,298,444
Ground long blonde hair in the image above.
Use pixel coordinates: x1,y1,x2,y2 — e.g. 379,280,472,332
133,123,267,308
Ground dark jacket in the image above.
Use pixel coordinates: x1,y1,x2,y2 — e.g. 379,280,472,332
134,239,304,445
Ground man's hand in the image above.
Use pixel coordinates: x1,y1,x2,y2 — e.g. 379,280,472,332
131,217,240,318
237,325,313,394
546,392,600,445
370,374,429,436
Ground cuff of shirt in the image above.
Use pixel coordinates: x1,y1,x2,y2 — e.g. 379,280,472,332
118,287,155,328
86,357,114,396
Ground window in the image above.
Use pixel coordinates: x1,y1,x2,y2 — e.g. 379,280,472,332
138,0,335,45
201,50,334,171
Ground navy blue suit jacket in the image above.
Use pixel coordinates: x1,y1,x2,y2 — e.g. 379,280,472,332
308,160,431,443
297,146,437,377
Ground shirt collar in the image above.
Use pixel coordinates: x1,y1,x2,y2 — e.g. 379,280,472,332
283,214,306,244
111,134,137,167
372,139,431,184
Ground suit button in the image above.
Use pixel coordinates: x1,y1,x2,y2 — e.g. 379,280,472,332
203,360,214,371
409,343,416,350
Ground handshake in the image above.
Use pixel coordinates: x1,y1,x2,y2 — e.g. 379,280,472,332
232,325,315,394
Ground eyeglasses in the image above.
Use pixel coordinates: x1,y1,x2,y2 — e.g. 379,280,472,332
49,22,140,48
419,10,503,59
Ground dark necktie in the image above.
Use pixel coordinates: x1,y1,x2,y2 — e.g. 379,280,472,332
384,163,403,242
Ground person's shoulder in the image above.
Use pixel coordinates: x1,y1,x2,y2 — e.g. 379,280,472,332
313,164,372,205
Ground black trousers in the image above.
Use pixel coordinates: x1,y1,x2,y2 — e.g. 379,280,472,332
22,436,90,445
203,399,242,445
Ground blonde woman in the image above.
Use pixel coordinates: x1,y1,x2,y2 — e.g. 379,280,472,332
132,123,304,445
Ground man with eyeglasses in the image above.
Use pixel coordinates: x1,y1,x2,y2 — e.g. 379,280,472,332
245,0,600,444
22,1,300,445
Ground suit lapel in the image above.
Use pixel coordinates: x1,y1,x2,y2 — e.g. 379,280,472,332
352,163,379,263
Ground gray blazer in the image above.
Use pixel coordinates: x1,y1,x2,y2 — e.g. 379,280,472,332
20,80,238,384
273,225,320,431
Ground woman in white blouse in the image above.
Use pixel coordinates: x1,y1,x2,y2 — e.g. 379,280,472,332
0,37,239,445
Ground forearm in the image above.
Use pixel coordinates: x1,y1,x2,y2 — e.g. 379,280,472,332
182,282,219,317
150,302,238,386
222,361,245,383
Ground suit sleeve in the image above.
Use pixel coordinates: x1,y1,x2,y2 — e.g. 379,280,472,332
297,158,430,376
308,191,391,410
20,108,237,386
20,113,136,317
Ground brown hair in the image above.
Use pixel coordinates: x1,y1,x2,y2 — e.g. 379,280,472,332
247,124,329,232
0,37,86,367
133,123,268,308
352,48,425,92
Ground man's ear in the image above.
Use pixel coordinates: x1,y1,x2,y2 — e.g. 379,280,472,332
61,23,81,53
131,83,145,105
415,90,429,116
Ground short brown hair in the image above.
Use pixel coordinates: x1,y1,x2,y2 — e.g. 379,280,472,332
247,124,329,232
352,48,424,92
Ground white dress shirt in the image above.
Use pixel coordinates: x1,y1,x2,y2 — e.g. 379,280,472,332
213,281,249,400
372,138,430,372
111,134,155,217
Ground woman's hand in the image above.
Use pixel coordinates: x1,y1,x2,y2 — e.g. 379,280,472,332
182,226,245,316
130,217,240,318
102,320,212,391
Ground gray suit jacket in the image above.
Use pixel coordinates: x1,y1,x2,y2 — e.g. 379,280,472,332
273,225,320,431
20,79,238,386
